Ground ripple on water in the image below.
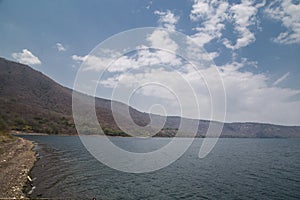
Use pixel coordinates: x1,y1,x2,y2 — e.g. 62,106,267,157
19,136,300,200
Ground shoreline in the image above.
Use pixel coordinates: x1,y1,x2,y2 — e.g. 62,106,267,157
11,131,295,139
0,136,36,199
11,131,49,136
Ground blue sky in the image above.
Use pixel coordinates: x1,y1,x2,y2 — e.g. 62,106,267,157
0,0,300,125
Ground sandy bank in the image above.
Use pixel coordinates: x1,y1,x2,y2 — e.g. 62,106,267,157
0,137,36,199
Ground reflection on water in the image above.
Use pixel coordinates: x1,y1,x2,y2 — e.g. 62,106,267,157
20,135,300,199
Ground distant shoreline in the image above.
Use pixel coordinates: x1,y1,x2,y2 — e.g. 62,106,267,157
10,131,297,139
11,131,49,136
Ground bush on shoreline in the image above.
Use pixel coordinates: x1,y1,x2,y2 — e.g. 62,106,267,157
0,116,15,142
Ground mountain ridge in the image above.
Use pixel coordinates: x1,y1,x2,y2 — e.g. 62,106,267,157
1,57,299,138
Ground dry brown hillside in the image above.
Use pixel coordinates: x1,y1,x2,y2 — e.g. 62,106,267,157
0,57,299,137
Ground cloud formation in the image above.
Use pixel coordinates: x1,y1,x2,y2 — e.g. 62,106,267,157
72,54,113,72
265,0,300,44
56,43,66,52
223,0,265,49
72,48,181,73
189,0,265,50
147,29,178,52
190,0,229,47
218,62,300,125
154,10,179,31
12,49,41,65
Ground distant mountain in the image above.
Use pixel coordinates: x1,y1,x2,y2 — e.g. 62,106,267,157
0,57,299,137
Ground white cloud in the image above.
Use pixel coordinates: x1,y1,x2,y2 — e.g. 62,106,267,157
147,29,179,52
56,43,66,52
72,55,87,62
273,72,290,86
133,48,182,67
189,0,265,49
72,54,112,72
223,0,265,50
12,49,41,65
72,30,182,73
154,10,179,31
145,0,152,10
218,63,300,125
265,0,300,44
72,48,125,71
72,48,182,73
189,0,229,47
198,51,220,61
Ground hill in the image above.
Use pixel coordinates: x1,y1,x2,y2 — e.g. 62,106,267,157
0,57,299,137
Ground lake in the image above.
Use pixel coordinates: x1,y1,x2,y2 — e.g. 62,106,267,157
20,135,300,199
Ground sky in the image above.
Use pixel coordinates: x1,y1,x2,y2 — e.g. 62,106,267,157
0,0,300,125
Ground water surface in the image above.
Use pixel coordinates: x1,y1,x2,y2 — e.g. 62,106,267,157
21,135,300,199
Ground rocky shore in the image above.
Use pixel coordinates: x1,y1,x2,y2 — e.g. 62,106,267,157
0,136,36,199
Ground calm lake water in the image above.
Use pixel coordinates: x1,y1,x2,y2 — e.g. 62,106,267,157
20,135,300,199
